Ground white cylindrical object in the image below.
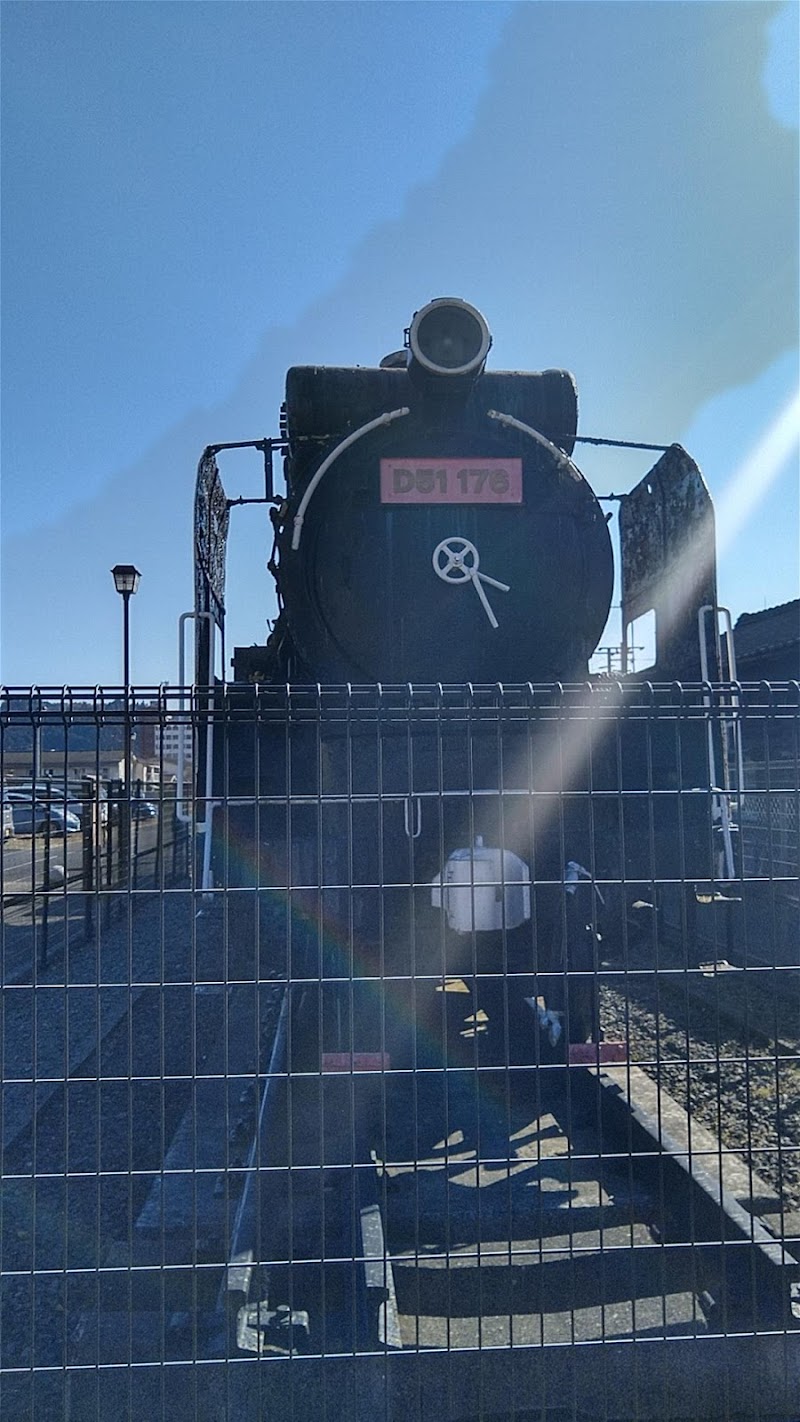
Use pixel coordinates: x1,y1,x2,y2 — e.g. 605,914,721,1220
434,839,531,934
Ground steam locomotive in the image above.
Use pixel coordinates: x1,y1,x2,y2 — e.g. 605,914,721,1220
198,299,730,1065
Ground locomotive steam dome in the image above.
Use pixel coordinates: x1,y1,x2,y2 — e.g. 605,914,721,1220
276,300,613,684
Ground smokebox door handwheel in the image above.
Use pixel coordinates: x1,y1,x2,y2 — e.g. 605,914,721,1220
432,536,510,630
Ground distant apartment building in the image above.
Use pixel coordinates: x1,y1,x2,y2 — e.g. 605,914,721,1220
158,719,194,772
135,712,193,769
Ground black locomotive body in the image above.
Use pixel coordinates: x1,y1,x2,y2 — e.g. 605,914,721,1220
255,299,615,687
204,299,726,1066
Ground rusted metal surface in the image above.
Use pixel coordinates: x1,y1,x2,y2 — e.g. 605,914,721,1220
194,447,229,682
619,443,717,678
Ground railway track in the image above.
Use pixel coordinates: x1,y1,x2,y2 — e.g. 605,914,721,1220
226,976,800,1422
601,907,800,1221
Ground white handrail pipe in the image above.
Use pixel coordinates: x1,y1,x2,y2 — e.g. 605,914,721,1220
291,407,410,550
176,610,215,826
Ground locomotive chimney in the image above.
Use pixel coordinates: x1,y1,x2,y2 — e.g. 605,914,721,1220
406,297,491,399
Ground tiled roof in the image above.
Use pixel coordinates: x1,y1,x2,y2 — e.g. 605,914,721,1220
734,599,800,660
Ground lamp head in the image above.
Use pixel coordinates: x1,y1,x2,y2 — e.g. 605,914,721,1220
111,564,141,596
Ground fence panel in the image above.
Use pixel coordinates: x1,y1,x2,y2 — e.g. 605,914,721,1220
1,683,798,1421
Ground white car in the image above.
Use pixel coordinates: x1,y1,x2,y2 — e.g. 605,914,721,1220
2,793,81,836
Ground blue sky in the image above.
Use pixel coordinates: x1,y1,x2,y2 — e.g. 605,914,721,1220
1,0,797,687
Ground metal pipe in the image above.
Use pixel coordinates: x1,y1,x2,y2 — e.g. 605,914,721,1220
122,590,132,884
176,611,219,892
291,407,410,550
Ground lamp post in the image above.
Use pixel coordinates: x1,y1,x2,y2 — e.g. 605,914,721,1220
111,565,141,881
111,564,141,695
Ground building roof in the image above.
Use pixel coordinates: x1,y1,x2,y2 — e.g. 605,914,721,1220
733,599,800,662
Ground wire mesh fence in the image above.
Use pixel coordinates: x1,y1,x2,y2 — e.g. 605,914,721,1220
1,683,798,1421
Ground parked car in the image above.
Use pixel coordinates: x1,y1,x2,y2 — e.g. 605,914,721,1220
130,800,158,819
5,780,109,825
3,792,81,836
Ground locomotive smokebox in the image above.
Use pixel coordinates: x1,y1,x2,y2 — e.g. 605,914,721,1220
275,293,614,684
407,298,491,397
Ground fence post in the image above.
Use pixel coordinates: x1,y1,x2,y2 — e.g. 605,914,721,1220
105,780,118,924
82,776,95,942
172,799,179,886
120,770,131,889
155,784,164,890
132,790,141,891
39,781,52,972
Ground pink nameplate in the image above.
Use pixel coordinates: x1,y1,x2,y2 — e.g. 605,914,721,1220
568,1042,628,1065
380,458,523,504
321,1053,391,1073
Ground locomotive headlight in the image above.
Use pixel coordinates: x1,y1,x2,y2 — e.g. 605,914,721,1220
408,298,491,380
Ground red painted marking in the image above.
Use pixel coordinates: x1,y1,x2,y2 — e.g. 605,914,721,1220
568,1042,628,1065
380,458,523,504
321,1053,391,1073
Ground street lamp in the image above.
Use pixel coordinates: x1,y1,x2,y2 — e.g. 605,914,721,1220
111,564,141,691
111,567,141,880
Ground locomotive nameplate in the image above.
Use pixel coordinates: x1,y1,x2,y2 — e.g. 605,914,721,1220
380,458,523,504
